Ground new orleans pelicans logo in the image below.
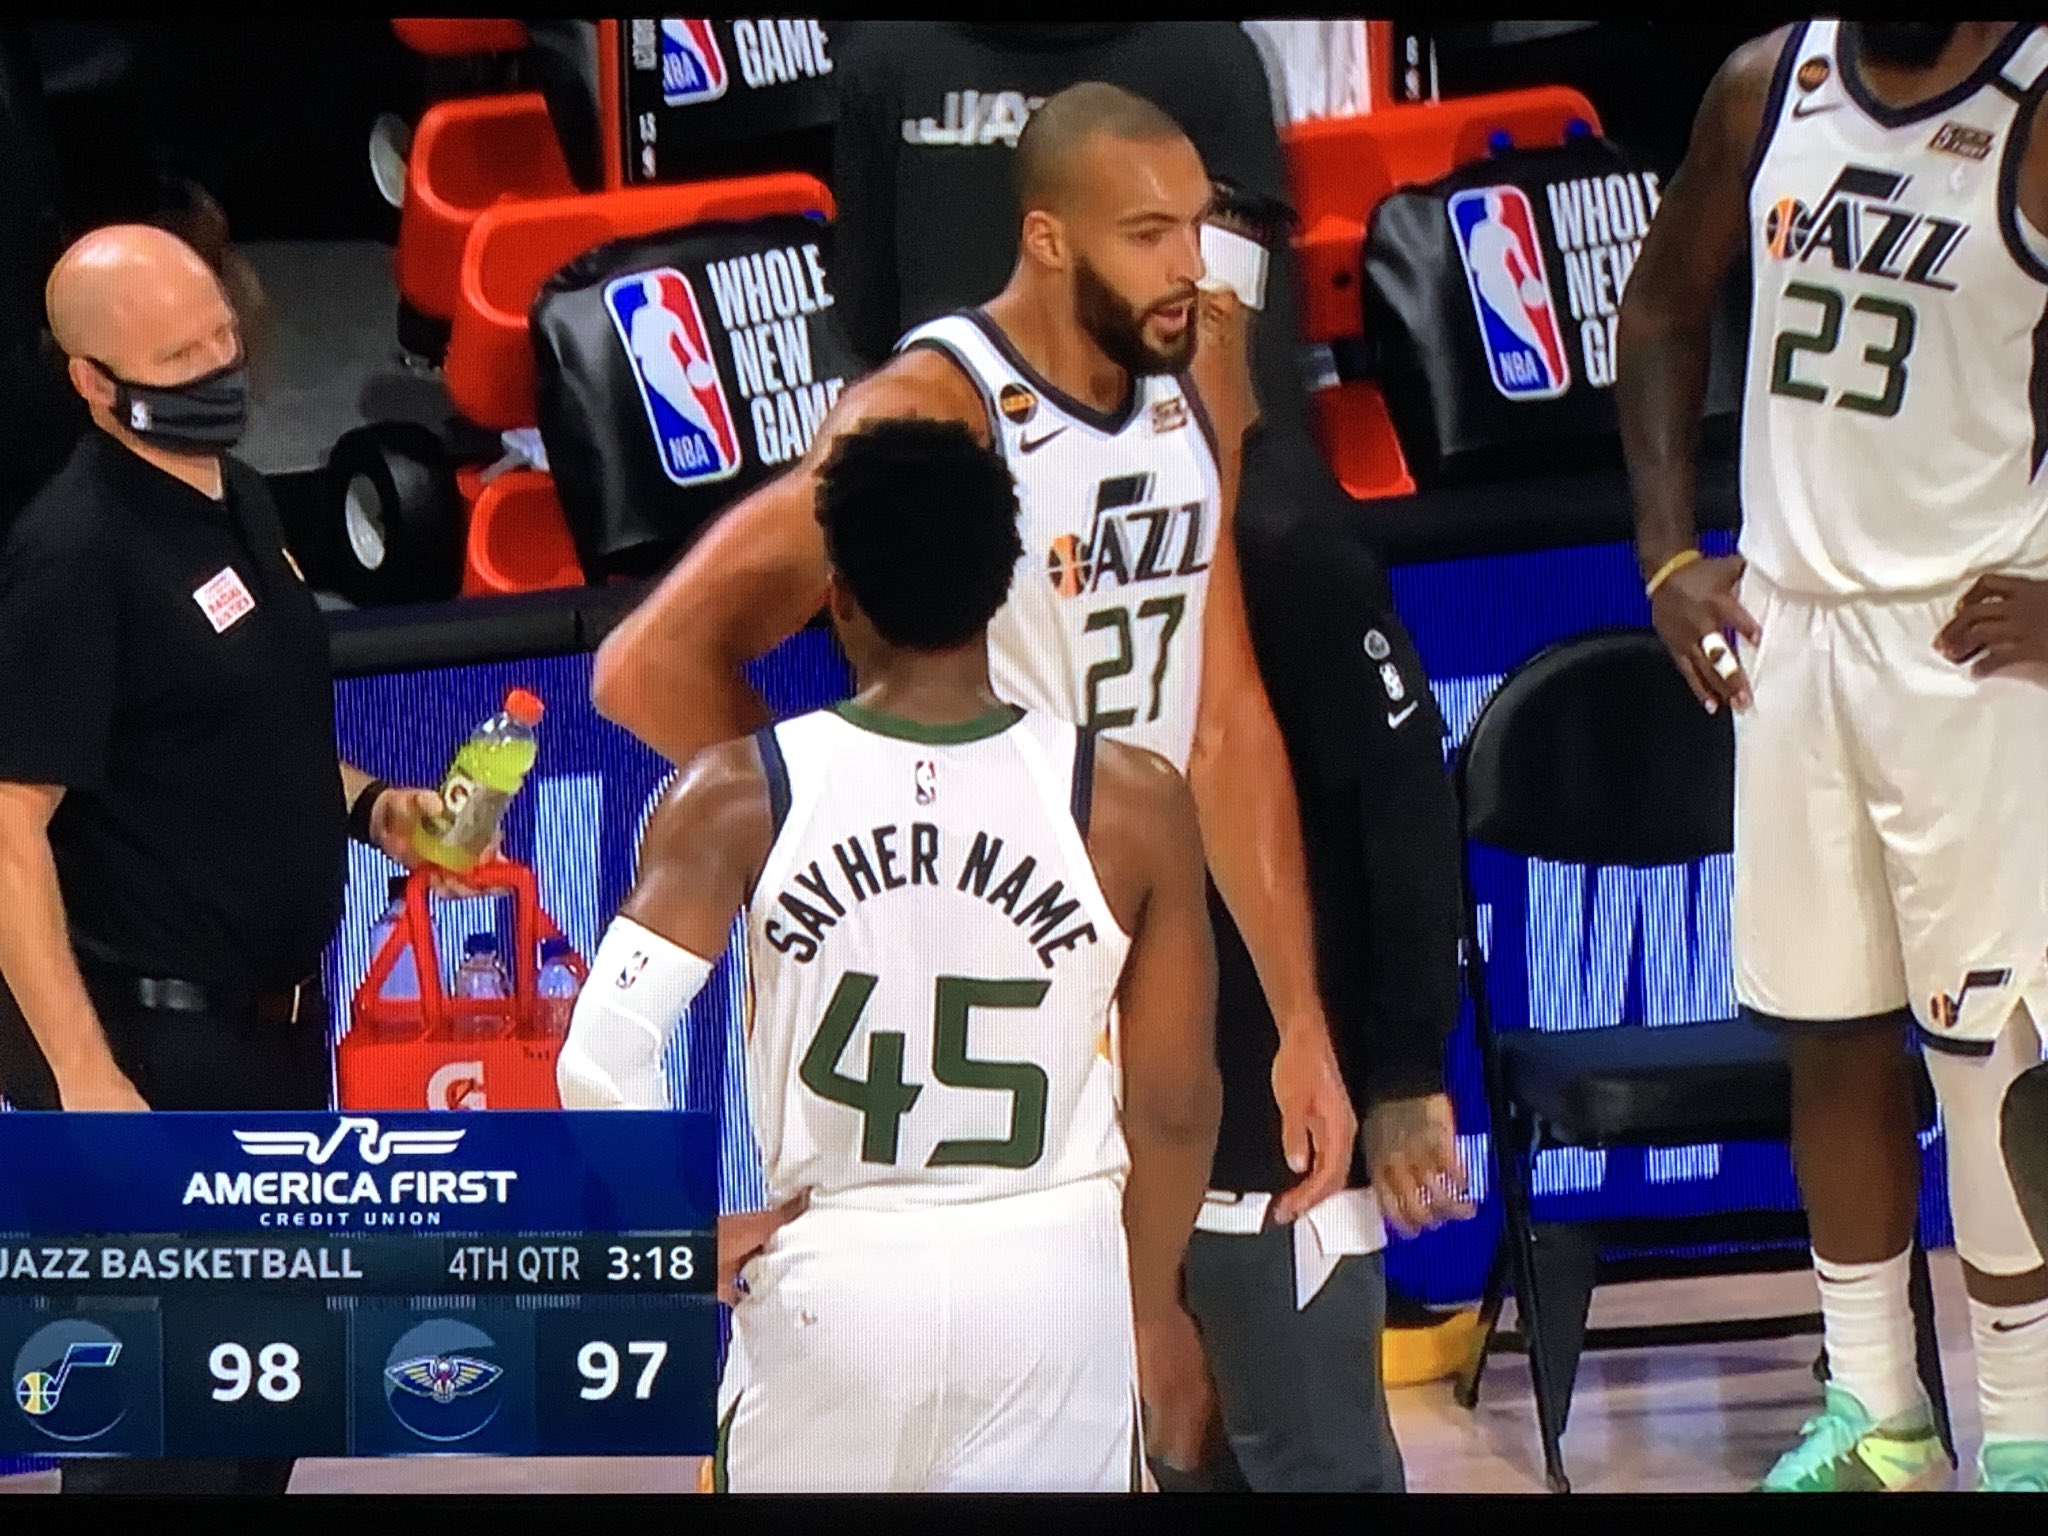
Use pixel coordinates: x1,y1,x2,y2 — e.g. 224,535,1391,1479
1044,473,1209,600
1763,165,1968,289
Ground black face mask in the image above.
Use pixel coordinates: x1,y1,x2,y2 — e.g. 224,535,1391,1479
1858,22,1960,69
91,355,249,452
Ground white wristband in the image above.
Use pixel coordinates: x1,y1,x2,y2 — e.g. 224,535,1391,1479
556,916,716,1110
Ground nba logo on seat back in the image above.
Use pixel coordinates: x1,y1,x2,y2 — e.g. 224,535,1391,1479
1447,186,1571,401
660,20,728,104
604,267,743,489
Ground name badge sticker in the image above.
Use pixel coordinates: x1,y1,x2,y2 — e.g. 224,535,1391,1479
193,566,256,634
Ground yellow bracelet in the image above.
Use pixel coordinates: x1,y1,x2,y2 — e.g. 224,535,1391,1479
1644,548,1704,598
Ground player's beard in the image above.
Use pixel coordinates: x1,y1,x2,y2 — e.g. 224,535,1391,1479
1074,256,1196,377
1857,22,1960,68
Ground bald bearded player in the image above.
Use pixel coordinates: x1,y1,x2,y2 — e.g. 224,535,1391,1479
592,85,1360,1244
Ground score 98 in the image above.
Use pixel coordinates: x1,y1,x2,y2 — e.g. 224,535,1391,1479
209,1341,304,1403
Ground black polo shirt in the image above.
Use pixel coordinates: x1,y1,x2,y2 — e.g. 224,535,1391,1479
0,431,346,995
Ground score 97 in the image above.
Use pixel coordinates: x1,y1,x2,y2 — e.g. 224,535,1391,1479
209,1341,304,1403
577,1340,669,1401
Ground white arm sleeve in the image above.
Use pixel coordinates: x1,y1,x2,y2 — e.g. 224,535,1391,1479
556,916,718,1110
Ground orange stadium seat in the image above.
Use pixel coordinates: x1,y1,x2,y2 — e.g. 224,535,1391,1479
1281,85,1603,501
445,173,835,432
395,92,578,325
460,472,584,598
391,18,530,58
441,173,834,595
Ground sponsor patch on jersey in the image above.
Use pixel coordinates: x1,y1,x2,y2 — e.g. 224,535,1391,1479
998,382,1038,424
1362,628,1392,661
1796,56,1830,92
1446,186,1571,400
1151,394,1188,434
603,267,744,488
660,20,729,105
1929,121,1994,162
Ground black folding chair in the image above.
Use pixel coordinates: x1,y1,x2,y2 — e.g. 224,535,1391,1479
1452,629,1952,1493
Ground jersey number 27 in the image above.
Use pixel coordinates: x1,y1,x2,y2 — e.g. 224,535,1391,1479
799,971,1054,1170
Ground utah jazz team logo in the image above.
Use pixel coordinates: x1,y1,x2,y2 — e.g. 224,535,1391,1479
1762,165,1968,289
1044,474,1209,599
383,1319,505,1444
604,268,744,489
13,1323,126,1443
1447,185,1571,401
660,20,729,105
1927,967,2013,1033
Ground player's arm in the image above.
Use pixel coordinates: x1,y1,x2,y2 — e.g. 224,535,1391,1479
0,784,145,1110
1936,87,2048,674
1186,318,1357,1223
589,350,987,766
555,736,771,1111
1092,739,1221,1471
1617,28,1786,712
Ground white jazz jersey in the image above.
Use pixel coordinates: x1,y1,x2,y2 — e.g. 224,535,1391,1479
896,311,1222,771
741,703,1131,1210
1742,21,2048,596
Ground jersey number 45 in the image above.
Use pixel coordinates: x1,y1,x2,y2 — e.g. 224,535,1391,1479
799,972,1054,1171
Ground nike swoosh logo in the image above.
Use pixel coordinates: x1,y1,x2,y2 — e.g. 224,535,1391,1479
1387,701,1420,729
1019,428,1067,454
1791,98,1840,119
1990,1312,2048,1333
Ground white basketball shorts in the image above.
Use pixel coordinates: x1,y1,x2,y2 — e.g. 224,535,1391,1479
1733,566,2048,1056
712,1175,1145,1492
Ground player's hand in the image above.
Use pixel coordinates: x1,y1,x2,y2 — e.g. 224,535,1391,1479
1269,1019,1357,1224
1135,1304,1213,1473
716,1190,809,1306
1362,1093,1474,1239
372,787,502,897
1935,574,2048,677
1648,553,1760,714
1191,280,1260,444
58,1063,148,1112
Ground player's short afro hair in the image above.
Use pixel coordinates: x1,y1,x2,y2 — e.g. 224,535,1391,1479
814,416,1024,652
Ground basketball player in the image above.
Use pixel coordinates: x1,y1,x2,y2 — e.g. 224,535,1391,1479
592,83,1358,1235
560,417,1222,1490
1619,20,2048,1493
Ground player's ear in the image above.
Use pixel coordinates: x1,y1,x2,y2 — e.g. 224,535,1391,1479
1020,209,1069,274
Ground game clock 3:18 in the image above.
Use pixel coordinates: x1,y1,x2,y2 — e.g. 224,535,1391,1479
607,1243,698,1283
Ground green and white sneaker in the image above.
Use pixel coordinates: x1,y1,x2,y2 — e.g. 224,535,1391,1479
1979,1440,2048,1492
1757,1385,1950,1492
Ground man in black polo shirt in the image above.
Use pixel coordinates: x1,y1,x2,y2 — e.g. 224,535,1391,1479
0,224,451,1494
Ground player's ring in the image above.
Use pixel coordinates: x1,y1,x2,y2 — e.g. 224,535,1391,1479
1698,631,1740,681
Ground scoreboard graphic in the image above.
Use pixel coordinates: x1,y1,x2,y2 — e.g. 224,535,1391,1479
0,1112,716,1460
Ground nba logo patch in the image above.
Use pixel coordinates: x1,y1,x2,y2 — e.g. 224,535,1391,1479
660,20,728,105
604,267,743,489
914,760,937,805
1446,186,1571,401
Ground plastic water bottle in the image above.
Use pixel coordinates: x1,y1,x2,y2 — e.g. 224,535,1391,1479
412,688,544,874
453,932,510,1039
360,875,420,1038
534,938,580,1039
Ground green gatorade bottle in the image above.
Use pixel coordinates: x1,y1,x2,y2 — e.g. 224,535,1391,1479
411,688,544,873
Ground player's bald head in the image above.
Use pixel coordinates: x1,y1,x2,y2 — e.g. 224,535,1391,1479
1014,82,1190,218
